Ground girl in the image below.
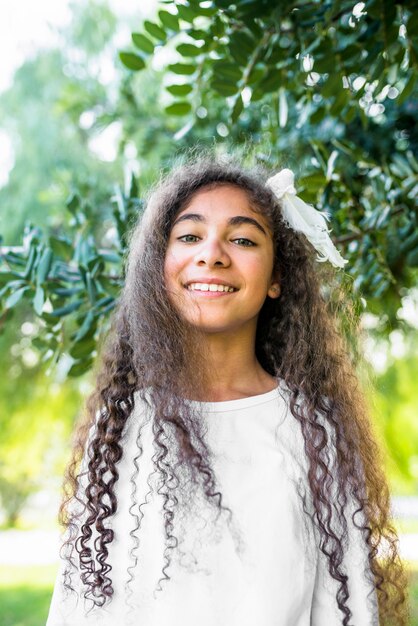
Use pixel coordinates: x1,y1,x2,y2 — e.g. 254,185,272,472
47,154,408,625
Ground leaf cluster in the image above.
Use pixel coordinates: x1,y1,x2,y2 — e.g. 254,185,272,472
0,178,141,376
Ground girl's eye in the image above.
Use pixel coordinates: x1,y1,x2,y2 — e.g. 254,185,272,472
176,235,255,247
233,238,255,247
178,234,199,243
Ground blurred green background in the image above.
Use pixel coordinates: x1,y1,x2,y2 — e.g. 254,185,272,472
0,0,417,624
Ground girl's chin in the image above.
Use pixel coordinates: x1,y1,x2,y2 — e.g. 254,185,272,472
180,317,250,335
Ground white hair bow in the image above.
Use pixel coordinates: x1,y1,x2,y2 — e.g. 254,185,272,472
266,168,348,269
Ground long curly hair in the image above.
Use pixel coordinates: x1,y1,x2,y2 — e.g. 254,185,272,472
59,152,409,625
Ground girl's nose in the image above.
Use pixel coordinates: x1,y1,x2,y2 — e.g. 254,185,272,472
194,238,231,267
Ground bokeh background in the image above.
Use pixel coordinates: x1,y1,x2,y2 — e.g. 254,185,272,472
0,1,417,624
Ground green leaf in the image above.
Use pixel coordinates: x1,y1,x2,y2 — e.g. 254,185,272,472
246,65,265,85
23,246,37,280
176,4,197,22
143,20,167,41
92,295,114,311
0,271,22,286
176,43,203,57
250,87,264,102
242,15,263,37
66,193,80,215
166,83,193,96
119,52,146,71
74,310,96,342
321,73,342,98
0,279,26,299
310,106,326,125
231,94,243,123
187,29,207,40
100,251,121,263
5,286,29,309
400,230,418,254
397,73,416,105
370,55,385,82
213,62,242,82
329,89,349,117
88,257,105,278
33,285,45,315
229,31,256,66
391,154,412,177
49,235,73,260
51,286,83,297
258,69,282,93
229,43,248,67
36,248,53,284
100,300,117,315
314,56,334,73
406,247,418,267
86,272,97,303
69,338,97,360
68,357,94,377
342,105,356,124
165,101,192,115
197,6,216,17
97,276,121,296
299,173,326,193
131,33,154,54
158,10,179,31
211,80,238,97
231,30,256,55
50,299,84,317
168,63,196,75
3,251,26,267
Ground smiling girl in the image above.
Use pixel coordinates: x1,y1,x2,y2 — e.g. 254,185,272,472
47,155,408,625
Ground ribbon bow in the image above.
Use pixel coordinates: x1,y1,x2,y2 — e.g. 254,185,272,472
266,168,347,269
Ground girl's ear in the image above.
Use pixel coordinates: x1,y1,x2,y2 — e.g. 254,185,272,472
267,267,281,299
268,281,281,299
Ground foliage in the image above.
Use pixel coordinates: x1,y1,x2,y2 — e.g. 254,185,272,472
1,0,417,375
370,329,418,494
0,48,122,244
0,1,132,525
118,0,418,326
0,177,139,377
0,309,83,525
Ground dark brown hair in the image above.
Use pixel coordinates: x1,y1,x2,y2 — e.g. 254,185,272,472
60,152,409,625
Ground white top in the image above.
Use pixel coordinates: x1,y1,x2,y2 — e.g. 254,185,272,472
46,384,379,626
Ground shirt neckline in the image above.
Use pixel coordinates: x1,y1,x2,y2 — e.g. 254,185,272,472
187,384,282,413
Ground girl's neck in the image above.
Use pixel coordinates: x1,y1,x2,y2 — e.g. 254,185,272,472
190,332,277,402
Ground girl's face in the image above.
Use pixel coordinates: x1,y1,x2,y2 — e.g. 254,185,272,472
164,184,280,336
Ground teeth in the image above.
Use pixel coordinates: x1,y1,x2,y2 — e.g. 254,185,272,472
187,283,235,292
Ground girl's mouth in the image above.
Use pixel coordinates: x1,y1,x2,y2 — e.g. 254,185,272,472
184,283,238,297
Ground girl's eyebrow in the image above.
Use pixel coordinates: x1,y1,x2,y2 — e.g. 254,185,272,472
172,213,267,236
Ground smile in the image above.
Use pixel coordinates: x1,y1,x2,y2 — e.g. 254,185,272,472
186,283,237,293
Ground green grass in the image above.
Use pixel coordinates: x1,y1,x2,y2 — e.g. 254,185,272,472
0,563,417,625
0,565,57,626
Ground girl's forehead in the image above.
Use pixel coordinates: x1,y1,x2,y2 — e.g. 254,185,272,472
183,183,251,208
175,183,272,229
